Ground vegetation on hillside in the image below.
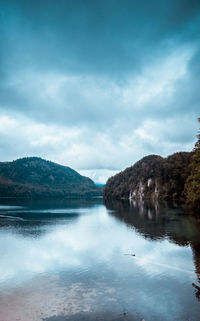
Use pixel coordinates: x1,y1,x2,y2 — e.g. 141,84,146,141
104,118,200,213
103,152,192,202
184,118,200,212
0,157,101,198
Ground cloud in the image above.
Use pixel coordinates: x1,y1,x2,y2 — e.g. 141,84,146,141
0,0,199,182
1,0,200,76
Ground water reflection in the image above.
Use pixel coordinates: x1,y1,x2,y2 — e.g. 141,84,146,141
105,199,200,244
0,198,102,237
105,199,200,301
0,198,200,321
191,243,200,300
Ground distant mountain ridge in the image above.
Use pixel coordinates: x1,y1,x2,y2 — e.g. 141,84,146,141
103,152,192,202
0,157,101,198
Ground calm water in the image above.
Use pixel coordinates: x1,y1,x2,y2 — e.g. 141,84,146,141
0,198,200,321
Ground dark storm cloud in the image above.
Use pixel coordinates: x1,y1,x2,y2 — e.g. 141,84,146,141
0,0,200,77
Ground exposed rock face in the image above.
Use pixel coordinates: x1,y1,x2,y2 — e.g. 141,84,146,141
0,157,101,198
103,152,192,201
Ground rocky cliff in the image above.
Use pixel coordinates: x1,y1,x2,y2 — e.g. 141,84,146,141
103,152,192,202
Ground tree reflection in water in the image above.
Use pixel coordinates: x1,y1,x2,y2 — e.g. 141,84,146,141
105,198,200,301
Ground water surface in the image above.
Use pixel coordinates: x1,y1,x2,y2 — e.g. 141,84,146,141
0,198,200,321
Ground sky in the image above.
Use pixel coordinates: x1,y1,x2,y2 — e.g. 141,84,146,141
0,0,199,183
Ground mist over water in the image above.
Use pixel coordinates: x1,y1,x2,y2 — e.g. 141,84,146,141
0,198,200,321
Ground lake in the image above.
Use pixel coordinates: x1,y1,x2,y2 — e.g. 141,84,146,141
0,198,200,321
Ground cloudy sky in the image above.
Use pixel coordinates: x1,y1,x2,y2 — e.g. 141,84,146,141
0,0,199,183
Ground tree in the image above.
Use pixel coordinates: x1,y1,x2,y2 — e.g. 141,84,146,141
184,118,200,213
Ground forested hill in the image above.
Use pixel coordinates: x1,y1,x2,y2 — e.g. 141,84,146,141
0,157,101,198
185,119,200,212
103,152,192,202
